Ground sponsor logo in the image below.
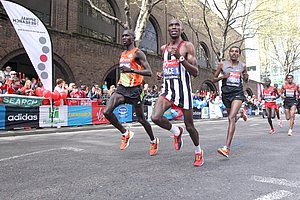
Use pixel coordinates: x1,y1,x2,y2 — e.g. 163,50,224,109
193,111,201,115
12,16,39,26
118,106,128,118
8,113,38,121
96,107,105,121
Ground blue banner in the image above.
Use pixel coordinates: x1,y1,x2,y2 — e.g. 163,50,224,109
163,108,173,120
113,104,133,123
0,106,5,130
68,106,92,126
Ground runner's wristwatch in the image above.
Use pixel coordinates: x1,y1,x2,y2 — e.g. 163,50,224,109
179,56,185,63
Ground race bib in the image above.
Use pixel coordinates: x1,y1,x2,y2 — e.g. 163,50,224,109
163,60,180,79
286,89,295,97
226,71,241,87
264,94,276,102
120,62,130,68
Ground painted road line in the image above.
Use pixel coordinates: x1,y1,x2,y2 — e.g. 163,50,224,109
254,190,293,200
251,175,300,188
0,147,84,162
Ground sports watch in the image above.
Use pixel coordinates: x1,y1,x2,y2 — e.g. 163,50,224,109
179,56,185,63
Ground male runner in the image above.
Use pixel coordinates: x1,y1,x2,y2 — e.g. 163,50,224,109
281,74,300,136
273,83,283,128
151,19,204,167
262,78,279,134
213,46,248,158
103,29,158,155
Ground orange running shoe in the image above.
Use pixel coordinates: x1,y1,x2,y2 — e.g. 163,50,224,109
194,151,204,167
241,109,248,121
174,126,183,150
218,146,230,158
149,138,159,156
270,128,275,134
120,130,134,150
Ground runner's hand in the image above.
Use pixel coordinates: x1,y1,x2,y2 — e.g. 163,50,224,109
170,47,181,59
156,72,163,80
223,73,230,79
119,65,132,73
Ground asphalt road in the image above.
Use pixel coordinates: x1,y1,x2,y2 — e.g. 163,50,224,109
0,115,299,200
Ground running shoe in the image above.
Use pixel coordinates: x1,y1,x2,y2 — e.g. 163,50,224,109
269,128,275,134
288,129,293,136
194,150,204,167
278,120,282,128
149,137,159,156
218,146,230,158
241,109,248,121
120,130,134,150
174,126,183,150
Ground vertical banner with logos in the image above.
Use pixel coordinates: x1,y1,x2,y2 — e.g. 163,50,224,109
113,104,132,123
0,106,5,130
92,105,109,124
5,106,39,130
39,106,68,127
68,106,92,126
201,107,209,119
1,0,53,91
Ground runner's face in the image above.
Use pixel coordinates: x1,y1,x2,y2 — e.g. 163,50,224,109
287,76,293,84
168,20,182,39
122,30,133,46
265,80,271,86
229,48,240,61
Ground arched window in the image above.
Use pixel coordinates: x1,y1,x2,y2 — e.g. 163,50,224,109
140,18,158,53
79,0,116,42
197,43,209,68
9,0,51,25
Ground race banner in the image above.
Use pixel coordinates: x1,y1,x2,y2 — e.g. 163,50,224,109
39,105,68,127
0,94,44,107
1,0,53,91
0,106,5,130
5,106,39,130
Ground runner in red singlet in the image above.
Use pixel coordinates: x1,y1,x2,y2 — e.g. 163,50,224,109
262,78,279,134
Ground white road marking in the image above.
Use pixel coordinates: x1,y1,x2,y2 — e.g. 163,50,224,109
0,147,84,162
251,175,300,188
254,190,293,200
249,124,259,127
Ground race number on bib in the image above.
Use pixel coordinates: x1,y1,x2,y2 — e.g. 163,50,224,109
226,71,241,87
163,60,180,79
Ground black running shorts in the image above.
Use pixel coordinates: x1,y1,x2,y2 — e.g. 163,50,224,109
116,85,144,107
222,91,245,109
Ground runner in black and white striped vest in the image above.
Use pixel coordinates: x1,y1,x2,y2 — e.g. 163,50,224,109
161,40,193,109
151,19,204,167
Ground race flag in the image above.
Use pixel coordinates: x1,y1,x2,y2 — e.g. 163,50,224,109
1,0,53,91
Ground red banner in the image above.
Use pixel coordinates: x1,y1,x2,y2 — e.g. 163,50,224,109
92,105,109,124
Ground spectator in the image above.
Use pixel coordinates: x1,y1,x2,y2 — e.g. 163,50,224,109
3,66,12,76
101,81,108,92
108,85,116,96
20,80,33,96
54,78,65,93
7,77,22,94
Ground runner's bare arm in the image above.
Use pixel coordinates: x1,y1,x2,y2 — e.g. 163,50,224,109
181,42,198,77
242,63,248,82
281,84,286,99
131,50,152,77
213,62,229,82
